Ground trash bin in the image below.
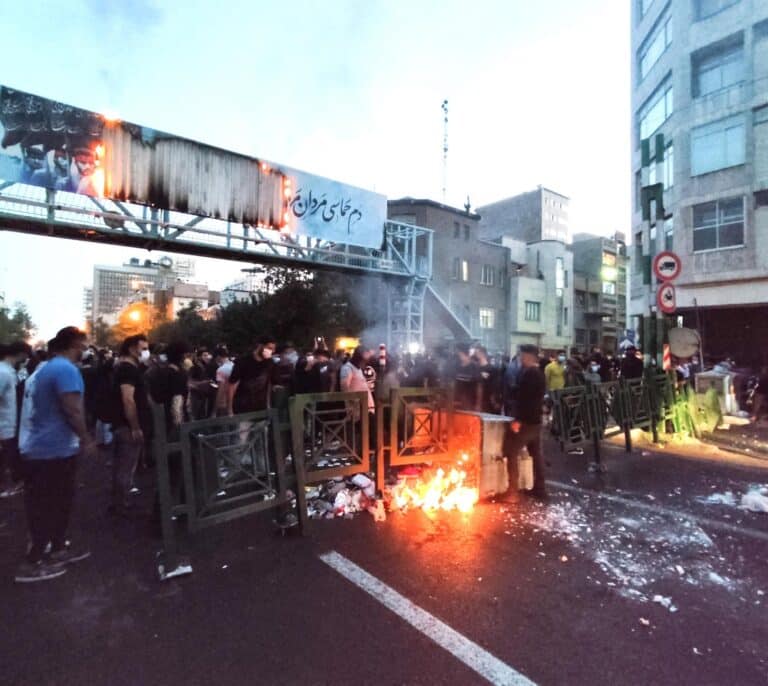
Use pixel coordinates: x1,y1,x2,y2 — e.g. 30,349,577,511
451,411,511,499
695,371,737,415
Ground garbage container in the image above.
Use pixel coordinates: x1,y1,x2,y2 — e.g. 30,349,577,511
695,371,737,415
451,411,511,499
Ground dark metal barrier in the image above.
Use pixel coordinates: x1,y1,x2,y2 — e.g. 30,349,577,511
550,372,678,471
374,387,453,491
153,403,292,581
290,391,370,530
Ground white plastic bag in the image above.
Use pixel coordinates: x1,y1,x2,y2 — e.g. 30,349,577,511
517,448,534,491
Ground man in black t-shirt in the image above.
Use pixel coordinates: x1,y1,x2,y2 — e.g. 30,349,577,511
307,348,336,394
228,336,277,415
503,344,548,500
453,342,481,411
474,345,501,414
110,334,152,515
148,342,190,435
619,346,644,379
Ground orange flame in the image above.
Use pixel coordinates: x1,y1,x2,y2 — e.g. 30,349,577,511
389,454,478,514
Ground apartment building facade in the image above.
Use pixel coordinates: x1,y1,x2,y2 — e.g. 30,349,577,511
631,0,768,366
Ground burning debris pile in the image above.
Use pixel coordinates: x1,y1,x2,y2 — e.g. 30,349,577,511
384,462,479,514
304,454,480,520
305,474,379,520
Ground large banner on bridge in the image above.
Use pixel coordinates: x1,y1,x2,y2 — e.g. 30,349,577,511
0,85,385,249
284,168,386,249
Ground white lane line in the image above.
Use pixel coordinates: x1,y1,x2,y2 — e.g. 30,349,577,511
319,550,536,686
548,480,768,543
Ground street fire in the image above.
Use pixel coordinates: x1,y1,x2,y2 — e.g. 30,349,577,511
388,454,479,514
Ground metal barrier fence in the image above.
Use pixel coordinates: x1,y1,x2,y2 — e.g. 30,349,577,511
550,372,678,470
289,391,370,531
376,387,452,491
153,402,292,580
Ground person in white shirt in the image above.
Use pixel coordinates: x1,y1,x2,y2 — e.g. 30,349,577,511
213,346,234,417
340,346,375,414
0,341,31,498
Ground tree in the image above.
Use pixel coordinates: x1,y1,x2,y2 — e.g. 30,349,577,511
150,301,222,350
0,302,35,342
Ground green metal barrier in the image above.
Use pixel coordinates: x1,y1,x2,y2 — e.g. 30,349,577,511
290,391,370,531
153,402,292,581
375,387,454,491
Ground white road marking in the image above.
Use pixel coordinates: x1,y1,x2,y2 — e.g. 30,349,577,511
548,480,768,543
319,550,536,686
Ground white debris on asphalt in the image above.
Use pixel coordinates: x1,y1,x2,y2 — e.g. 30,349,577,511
499,491,751,608
639,618,650,627
740,486,768,513
697,491,738,507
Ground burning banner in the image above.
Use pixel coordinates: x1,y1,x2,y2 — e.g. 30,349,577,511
0,85,386,249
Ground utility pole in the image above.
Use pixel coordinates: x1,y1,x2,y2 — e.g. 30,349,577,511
441,99,449,202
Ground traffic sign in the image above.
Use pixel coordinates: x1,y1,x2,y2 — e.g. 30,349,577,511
657,282,677,314
653,251,681,282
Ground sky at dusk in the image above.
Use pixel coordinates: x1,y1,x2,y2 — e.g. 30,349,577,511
0,0,630,338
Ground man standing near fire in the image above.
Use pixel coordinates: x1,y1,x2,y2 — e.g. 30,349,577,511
503,344,547,500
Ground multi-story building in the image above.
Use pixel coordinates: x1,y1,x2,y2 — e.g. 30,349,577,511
631,0,768,367
154,282,213,320
82,287,93,330
571,233,629,354
477,186,570,244
500,236,575,353
387,198,509,353
91,257,178,327
387,196,574,355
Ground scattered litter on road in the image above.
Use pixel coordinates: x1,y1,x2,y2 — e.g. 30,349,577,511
697,491,738,506
305,474,379,519
221,564,228,570
693,647,702,656
560,555,569,563
652,595,678,612
740,486,768,513
639,618,650,627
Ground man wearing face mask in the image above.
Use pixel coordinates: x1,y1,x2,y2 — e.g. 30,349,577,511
272,343,298,394
228,336,277,415
584,358,603,385
545,351,567,392
0,341,31,499
109,334,152,516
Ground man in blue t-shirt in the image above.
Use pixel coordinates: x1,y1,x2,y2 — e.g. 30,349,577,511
15,327,96,584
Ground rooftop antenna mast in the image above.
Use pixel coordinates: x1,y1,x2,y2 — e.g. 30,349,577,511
441,99,449,202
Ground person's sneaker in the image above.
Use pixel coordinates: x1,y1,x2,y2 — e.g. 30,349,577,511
14,560,68,583
47,543,91,566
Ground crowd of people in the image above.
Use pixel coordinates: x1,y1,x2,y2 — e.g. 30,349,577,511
0,323,669,584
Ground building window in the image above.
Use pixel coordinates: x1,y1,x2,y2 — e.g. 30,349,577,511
691,114,745,176
638,11,672,81
635,170,642,211
589,330,599,345
664,142,674,188
602,281,617,295
664,216,674,251
525,301,541,322
589,293,599,310
480,264,495,286
555,257,565,294
479,307,495,329
452,257,469,281
453,221,460,239
693,197,744,252
692,42,744,98
575,291,586,309
634,231,643,270
602,252,617,267
563,307,569,326
638,76,673,142
695,0,739,22
464,224,470,240
575,328,586,345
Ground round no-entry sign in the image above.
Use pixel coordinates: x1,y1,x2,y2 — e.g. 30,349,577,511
653,251,681,282
657,282,677,314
